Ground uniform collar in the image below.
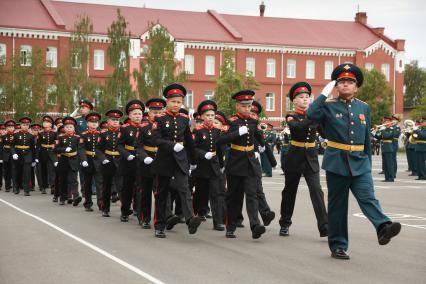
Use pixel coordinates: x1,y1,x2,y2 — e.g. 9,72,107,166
109,127,119,133
20,129,28,134
295,108,306,116
166,110,179,117
65,132,75,136
236,112,251,119
87,129,98,134
129,120,141,128
202,122,214,129
338,96,354,104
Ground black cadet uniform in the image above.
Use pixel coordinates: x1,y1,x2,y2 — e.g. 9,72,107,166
217,90,266,239
37,116,57,194
30,123,43,192
1,120,17,192
150,83,201,238
78,112,103,211
279,82,328,237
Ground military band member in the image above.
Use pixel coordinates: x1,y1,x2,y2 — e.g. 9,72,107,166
10,117,36,196
54,117,82,206
307,63,401,260
375,117,396,182
413,117,426,180
79,112,103,211
150,83,202,238
1,120,16,192
98,109,123,217
279,82,328,238
217,90,266,239
37,116,57,194
391,115,401,176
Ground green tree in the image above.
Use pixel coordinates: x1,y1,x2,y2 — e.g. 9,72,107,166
27,46,47,119
134,22,186,101
404,60,426,108
357,68,393,125
411,82,426,119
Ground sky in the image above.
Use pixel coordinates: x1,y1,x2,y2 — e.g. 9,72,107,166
56,0,426,67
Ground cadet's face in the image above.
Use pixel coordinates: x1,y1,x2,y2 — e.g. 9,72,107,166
32,129,39,135
336,79,358,98
87,121,99,129
167,97,183,113
292,93,311,109
108,118,120,128
236,102,252,116
149,109,163,119
64,124,75,133
42,121,52,129
213,119,223,128
6,126,14,132
129,109,143,123
21,123,29,131
80,106,90,115
202,110,215,125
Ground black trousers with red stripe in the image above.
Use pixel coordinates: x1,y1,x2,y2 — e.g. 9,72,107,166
194,176,225,226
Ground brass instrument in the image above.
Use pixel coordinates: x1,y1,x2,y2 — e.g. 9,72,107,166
371,121,396,136
70,107,79,117
259,122,268,131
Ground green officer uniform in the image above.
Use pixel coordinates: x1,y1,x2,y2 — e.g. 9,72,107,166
392,123,401,176
406,132,417,175
375,123,396,182
413,123,426,180
307,63,400,259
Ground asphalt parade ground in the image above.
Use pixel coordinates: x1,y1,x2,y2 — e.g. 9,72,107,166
0,153,425,284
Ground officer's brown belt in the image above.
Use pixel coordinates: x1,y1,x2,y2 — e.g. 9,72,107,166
327,141,364,152
41,144,55,149
230,144,254,152
105,150,120,156
143,146,158,152
124,145,135,151
61,151,77,157
382,140,393,143
416,140,426,144
290,140,316,148
393,138,399,140
85,150,96,157
15,145,30,149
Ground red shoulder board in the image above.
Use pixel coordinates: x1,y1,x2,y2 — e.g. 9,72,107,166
221,125,230,132
155,113,167,117
81,131,88,135
195,125,203,131
151,122,158,129
58,133,65,137
122,123,129,128
73,134,80,138
192,133,195,140
101,128,108,133
178,113,189,119
140,122,149,128
228,116,238,122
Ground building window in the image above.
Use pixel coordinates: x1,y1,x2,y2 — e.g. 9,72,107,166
324,61,333,79
246,57,255,76
205,55,215,75
287,59,296,78
20,45,32,66
46,85,57,105
0,43,6,65
381,63,390,81
266,58,276,78
184,54,194,74
46,47,57,68
204,90,214,100
185,90,194,108
266,93,275,111
286,96,294,112
365,63,374,71
94,49,104,70
119,51,127,68
306,60,315,79
71,50,81,69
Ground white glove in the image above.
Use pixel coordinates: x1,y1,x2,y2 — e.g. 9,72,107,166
65,147,72,152
220,167,225,174
35,159,39,163
204,152,213,160
144,157,153,165
102,159,110,165
127,154,135,161
413,126,419,131
54,162,58,167
173,143,184,152
255,152,260,160
258,146,266,153
321,80,336,98
31,162,36,167
81,161,89,167
0,160,3,164
238,126,248,136
379,126,386,131
12,154,19,160
190,164,197,171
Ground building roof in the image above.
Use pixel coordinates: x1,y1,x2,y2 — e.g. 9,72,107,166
0,0,399,50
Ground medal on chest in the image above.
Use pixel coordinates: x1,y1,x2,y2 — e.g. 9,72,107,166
202,135,206,139
166,121,170,128
130,131,133,137
148,130,151,136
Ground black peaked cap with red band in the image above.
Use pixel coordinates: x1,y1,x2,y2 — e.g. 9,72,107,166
331,63,364,87
146,98,166,110
197,100,217,115
163,83,187,99
85,112,101,122
232,90,255,104
251,100,263,114
19,117,32,124
288,81,312,101
79,99,94,110
125,99,145,115
62,116,77,126
105,109,123,119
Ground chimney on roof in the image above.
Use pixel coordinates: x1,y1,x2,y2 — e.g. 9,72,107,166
355,12,367,25
395,39,405,51
372,27,385,36
260,2,265,17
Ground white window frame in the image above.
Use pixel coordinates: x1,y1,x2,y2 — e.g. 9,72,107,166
185,90,194,109
266,58,276,78
245,57,255,76
266,93,275,111
93,49,105,71
365,62,374,71
184,54,194,74
46,47,57,68
20,45,32,66
71,50,81,69
119,51,127,68
381,63,390,81
46,84,57,105
287,59,296,78
324,60,333,80
0,43,6,65
286,96,294,112
205,55,215,76
306,60,315,79
204,90,214,100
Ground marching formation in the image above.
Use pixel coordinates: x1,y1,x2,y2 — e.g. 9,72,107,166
1,63,413,260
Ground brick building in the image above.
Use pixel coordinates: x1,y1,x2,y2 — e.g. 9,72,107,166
0,0,405,124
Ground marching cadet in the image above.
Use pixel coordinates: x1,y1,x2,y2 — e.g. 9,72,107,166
30,123,43,192
52,123,64,202
412,116,426,180
307,63,401,260
98,109,123,217
217,90,266,239
10,117,36,196
375,117,396,182
192,100,226,231
1,120,16,192
117,100,145,222
150,83,202,238
392,115,401,176
78,112,103,212
136,98,166,229
37,116,57,194
54,117,82,206
279,82,328,238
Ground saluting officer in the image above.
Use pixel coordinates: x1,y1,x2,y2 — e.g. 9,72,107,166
217,90,266,239
279,82,328,238
10,117,36,196
150,83,202,238
37,116,57,194
307,63,401,260
78,112,103,211
98,109,123,217
1,120,17,192
74,99,94,135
